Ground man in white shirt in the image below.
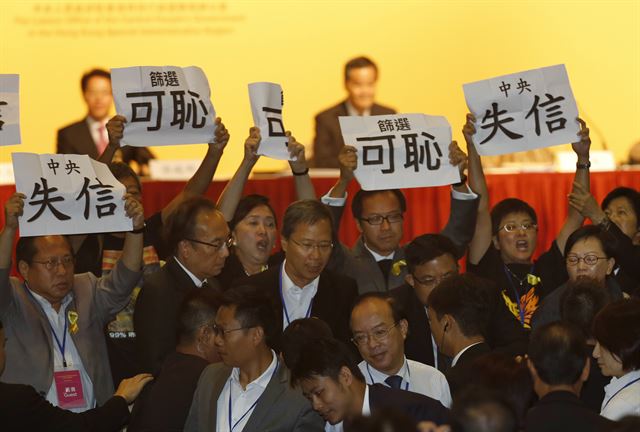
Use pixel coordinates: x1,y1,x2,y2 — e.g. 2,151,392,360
350,293,451,407
292,337,449,430
185,284,323,432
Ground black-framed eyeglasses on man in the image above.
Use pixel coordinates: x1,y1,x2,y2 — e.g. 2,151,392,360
351,322,400,346
210,323,253,338
359,213,404,226
184,235,234,253
31,255,75,271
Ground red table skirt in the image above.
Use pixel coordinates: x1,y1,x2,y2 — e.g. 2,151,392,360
1,170,638,263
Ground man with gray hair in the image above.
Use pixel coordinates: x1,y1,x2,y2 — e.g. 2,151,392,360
241,199,358,346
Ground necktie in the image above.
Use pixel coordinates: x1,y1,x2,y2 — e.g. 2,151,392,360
384,375,403,389
97,124,108,156
378,259,393,282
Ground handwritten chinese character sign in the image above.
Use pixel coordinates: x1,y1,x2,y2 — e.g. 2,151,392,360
0,74,21,146
463,64,579,156
339,114,460,191
112,66,216,147
248,82,292,160
12,153,132,236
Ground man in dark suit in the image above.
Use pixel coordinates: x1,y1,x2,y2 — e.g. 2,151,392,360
134,197,230,374
241,200,358,346
291,337,449,429
427,273,493,398
0,319,153,432
525,322,615,432
311,56,395,168
322,142,479,294
391,234,528,368
185,285,323,431
57,68,154,171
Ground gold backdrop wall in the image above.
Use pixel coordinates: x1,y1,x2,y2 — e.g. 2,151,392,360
1,0,639,176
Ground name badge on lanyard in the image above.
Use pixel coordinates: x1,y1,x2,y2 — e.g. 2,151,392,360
54,370,86,409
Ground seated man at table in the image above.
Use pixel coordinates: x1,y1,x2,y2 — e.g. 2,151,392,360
311,56,395,168
0,191,144,411
291,337,449,429
464,113,592,328
322,141,478,294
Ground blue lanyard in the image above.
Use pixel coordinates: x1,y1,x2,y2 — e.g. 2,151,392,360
228,360,279,431
279,265,314,326
366,362,410,391
601,376,640,411
24,285,69,367
503,264,534,325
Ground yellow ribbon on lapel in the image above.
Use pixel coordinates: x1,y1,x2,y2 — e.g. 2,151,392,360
391,259,407,277
526,274,541,286
67,310,79,335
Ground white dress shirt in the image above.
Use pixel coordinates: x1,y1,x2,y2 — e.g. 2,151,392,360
85,116,108,149
600,369,640,420
30,290,95,412
280,261,319,329
358,357,452,407
216,350,278,432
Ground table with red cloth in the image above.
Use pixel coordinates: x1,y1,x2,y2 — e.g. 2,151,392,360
1,170,638,274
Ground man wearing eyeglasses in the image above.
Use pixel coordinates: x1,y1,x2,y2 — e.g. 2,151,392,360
240,200,358,347
135,196,231,374
322,142,479,294
350,293,451,407
185,284,324,432
390,233,527,369
0,191,145,412
531,225,623,330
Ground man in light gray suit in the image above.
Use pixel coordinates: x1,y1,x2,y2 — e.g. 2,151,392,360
0,191,144,410
185,284,323,432
323,143,479,294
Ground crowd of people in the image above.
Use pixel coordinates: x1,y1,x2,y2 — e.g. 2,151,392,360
0,60,639,432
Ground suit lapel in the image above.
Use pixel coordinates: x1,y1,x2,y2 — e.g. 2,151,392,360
352,238,386,292
242,365,287,431
208,366,232,429
77,119,99,159
166,257,199,292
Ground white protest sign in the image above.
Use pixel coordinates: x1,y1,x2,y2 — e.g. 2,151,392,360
112,66,216,147
0,74,21,146
339,114,460,191
248,82,292,160
12,153,132,236
463,64,579,156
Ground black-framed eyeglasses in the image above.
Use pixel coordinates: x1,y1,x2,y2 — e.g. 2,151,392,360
185,235,233,253
210,323,253,338
412,271,456,287
289,237,333,254
351,322,400,346
31,255,75,271
566,254,608,266
498,222,538,232
359,213,404,226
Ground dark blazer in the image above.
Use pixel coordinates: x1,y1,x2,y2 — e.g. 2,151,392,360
312,101,396,168
184,362,324,432
328,194,479,294
391,283,528,367
0,382,130,432
525,391,615,432
134,257,221,374
240,265,358,347
128,352,209,432
445,342,492,397
57,118,154,166
367,383,449,426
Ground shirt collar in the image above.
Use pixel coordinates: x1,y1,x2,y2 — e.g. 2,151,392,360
361,384,371,416
231,350,278,390
28,286,73,314
604,369,640,397
451,342,484,367
364,357,409,384
345,100,371,117
85,116,107,130
174,257,205,287
363,243,395,262
281,260,320,292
